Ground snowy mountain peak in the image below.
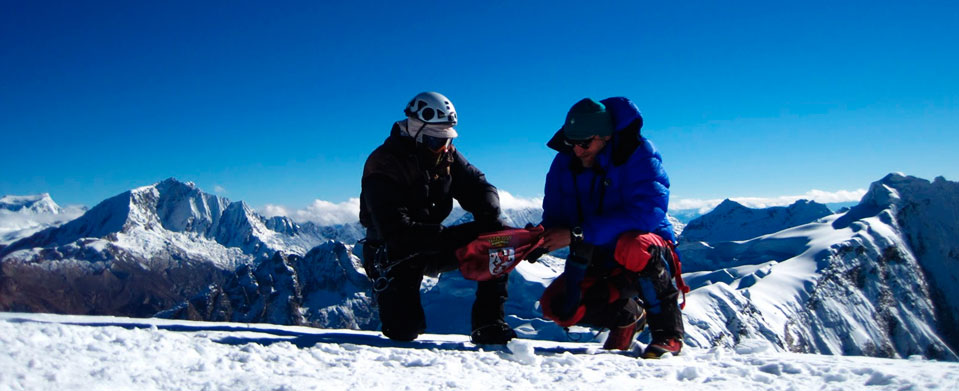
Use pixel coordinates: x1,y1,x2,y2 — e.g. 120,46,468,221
680,198,833,243
679,173,959,360
712,198,748,213
0,193,86,246
0,193,62,215
160,177,197,188
0,178,339,262
0,178,367,320
863,173,907,207
856,173,959,353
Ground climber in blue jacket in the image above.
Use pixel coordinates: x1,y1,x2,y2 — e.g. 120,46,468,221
539,97,686,358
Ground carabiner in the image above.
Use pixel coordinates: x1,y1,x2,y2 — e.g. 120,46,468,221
373,276,393,293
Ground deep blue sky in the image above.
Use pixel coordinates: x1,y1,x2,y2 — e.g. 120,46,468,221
2,1,958,211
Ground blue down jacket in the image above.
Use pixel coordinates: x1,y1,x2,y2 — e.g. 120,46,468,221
541,97,676,251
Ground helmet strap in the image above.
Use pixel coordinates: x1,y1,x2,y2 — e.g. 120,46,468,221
410,119,428,143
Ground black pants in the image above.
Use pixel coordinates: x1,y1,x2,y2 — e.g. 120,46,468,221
579,255,684,340
363,243,509,341
635,246,684,340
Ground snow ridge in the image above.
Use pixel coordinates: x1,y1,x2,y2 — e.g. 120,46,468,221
680,199,833,243
678,174,959,360
857,174,959,353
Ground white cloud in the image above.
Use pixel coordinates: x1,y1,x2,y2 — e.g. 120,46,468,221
259,188,866,226
260,191,542,227
260,204,291,219
497,190,543,210
671,188,868,214
260,198,361,225
0,206,86,240
213,185,227,194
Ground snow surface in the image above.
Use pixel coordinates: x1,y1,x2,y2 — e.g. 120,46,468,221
2,312,957,391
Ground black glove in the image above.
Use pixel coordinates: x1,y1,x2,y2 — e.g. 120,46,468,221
552,228,597,319
524,247,549,263
439,222,484,250
475,217,508,233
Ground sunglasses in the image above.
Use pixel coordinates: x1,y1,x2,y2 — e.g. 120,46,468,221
421,134,453,152
564,137,595,149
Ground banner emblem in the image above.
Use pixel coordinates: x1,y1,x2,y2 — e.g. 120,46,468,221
489,247,516,276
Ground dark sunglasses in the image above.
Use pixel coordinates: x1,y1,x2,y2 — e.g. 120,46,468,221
421,134,452,151
564,137,595,149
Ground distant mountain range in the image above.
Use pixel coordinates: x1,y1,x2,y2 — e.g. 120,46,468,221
0,194,86,246
0,179,357,317
0,178,541,322
679,199,834,243
0,193,63,215
2,174,957,361
668,201,858,225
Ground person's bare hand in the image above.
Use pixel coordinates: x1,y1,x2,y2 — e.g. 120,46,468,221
542,227,571,251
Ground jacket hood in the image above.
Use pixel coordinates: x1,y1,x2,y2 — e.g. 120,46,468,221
600,97,643,132
386,121,418,152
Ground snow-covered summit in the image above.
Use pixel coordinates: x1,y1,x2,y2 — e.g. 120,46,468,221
0,193,85,246
678,173,959,360
0,193,62,214
1,178,331,260
680,198,834,243
842,173,959,354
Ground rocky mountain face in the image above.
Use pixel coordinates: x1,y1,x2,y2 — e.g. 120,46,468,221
0,241,227,317
156,204,546,329
158,241,376,329
680,199,833,243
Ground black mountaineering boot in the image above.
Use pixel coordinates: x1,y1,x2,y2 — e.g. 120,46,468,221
470,320,517,345
470,276,515,344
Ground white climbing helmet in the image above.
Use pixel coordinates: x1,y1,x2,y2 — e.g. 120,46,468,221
404,91,457,126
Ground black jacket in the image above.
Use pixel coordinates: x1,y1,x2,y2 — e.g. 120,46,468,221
360,123,501,258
